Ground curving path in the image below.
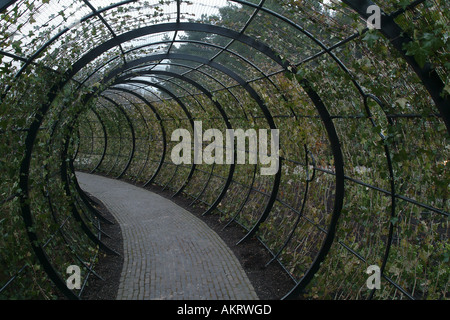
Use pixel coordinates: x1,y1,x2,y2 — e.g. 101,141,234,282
76,172,258,300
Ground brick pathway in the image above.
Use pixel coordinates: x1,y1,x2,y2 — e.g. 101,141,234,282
76,172,258,300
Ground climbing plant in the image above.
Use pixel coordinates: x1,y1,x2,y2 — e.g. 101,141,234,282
1,0,448,300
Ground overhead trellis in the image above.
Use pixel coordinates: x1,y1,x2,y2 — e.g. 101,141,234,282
0,0,448,300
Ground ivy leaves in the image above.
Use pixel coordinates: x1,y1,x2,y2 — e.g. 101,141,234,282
362,29,381,47
401,13,449,67
403,27,448,68
11,39,23,55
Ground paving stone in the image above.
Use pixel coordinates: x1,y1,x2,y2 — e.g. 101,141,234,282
76,172,258,300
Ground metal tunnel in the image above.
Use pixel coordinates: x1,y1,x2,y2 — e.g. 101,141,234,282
0,0,448,300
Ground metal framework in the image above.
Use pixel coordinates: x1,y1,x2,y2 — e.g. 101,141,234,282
0,0,448,300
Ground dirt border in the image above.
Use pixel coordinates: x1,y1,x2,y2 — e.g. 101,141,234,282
80,193,124,300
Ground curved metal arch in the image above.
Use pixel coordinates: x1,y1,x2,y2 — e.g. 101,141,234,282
115,78,198,193
104,52,277,128
95,98,127,176
114,75,238,213
106,87,168,186
70,22,343,291
231,0,449,133
282,78,345,300
60,120,120,257
123,38,290,104
338,0,449,300
131,74,207,113
125,38,276,80
102,90,152,180
133,71,253,201
110,81,247,204
56,99,120,252
266,145,316,267
15,87,120,300
45,96,114,226
362,94,398,299
16,18,342,301
342,0,449,133
120,75,217,193
109,83,201,190
78,47,247,120
1,0,140,100
113,60,249,119
108,90,157,181
227,0,447,299
0,0,17,13
88,107,109,173
110,58,280,224
68,22,288,85
116,78,254,217
62,116,116,228
107,80,192,188
98,94,136,179
115,70,237,216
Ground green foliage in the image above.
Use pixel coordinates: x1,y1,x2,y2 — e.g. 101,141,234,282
1,0,448,300
403,23,449,68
